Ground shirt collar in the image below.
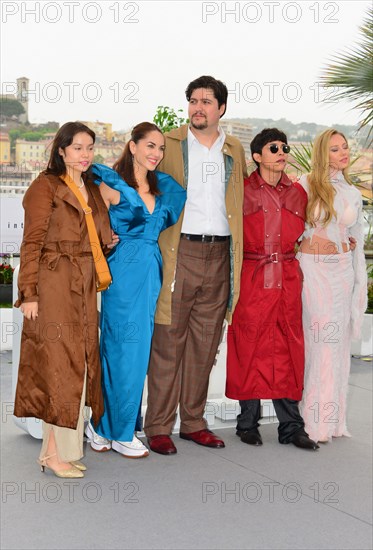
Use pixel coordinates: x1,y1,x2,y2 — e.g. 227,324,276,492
187,126,226,149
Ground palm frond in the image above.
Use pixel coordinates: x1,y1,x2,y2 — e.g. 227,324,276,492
287,143,312,174
319,8,373,141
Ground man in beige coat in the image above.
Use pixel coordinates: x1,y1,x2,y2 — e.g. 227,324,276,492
145,76,247,454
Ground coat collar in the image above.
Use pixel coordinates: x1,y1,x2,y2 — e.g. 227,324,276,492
40,172,82,212
42,172,112,246
248,169,292,190
53,175,83,212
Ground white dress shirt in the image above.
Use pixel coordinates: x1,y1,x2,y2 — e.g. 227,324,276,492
181,127,230,236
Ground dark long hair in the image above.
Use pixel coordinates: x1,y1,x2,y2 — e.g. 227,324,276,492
113,122,163,195
46,121,96,181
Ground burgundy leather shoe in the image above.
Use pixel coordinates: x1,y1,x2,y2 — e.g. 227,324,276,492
147,435,177,455
179,429,225,448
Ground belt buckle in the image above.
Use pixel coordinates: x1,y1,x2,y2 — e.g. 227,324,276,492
202,234,212,243
270,252,279,263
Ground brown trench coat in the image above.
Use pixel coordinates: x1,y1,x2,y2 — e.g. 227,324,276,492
13,172,112,429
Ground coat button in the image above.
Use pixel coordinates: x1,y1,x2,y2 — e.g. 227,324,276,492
276,208,280,212
295,211,298,214
266,234,269,238
228,214,232,218
278,234,281,237
277,283,281,287
264,209,268,213
171,248,175,251
265,283,269,287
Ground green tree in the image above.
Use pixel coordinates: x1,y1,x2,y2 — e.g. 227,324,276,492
0,98,25,118
8,128,23,145
22,132,45,141
8,126,57,147
153,106,188,133
319,8,373,141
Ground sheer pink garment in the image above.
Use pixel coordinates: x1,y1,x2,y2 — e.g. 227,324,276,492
298,172,367,442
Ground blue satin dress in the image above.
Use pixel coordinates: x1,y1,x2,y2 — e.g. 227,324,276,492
91,164,186,442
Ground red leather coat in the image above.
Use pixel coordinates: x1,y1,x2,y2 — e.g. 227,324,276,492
226,170,307,400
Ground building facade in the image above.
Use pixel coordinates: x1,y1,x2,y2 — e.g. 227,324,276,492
220,120,252,159
15,139,48,167
0,134,11,165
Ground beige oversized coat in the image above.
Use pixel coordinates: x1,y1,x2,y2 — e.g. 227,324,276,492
14,172,112,429
154,124,247,325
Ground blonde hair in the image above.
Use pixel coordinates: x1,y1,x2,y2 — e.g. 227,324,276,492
307,129,351,227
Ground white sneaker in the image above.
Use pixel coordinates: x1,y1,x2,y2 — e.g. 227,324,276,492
85,422,112,452
112,435,149,458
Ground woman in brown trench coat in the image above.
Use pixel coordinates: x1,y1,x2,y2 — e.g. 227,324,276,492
14,122,112,477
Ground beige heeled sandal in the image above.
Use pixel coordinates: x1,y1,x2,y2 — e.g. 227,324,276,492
37,454,84,478
70,460,87,471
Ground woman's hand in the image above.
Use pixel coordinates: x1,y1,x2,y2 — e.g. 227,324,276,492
107,230,119,249
20,302,38,321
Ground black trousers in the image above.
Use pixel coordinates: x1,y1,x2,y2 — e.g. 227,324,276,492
237,399,307,444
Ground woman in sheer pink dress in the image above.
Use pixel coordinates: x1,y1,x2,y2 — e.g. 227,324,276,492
298,129,367,443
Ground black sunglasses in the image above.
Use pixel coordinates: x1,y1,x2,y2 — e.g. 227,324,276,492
268,144,291,154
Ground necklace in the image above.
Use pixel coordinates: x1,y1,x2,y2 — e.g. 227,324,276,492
77,178,85,189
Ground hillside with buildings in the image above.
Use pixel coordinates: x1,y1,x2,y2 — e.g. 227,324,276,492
1,77,371,198
231,117,371,146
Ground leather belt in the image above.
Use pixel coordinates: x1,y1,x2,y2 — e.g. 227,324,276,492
244,251,296,279
181,233,230,243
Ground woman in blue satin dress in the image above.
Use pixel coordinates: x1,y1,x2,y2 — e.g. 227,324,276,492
85,122,186,458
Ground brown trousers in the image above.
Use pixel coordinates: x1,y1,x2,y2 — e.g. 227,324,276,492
144,237,230,436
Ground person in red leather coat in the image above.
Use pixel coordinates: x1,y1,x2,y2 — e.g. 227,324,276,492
226,128,319,451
